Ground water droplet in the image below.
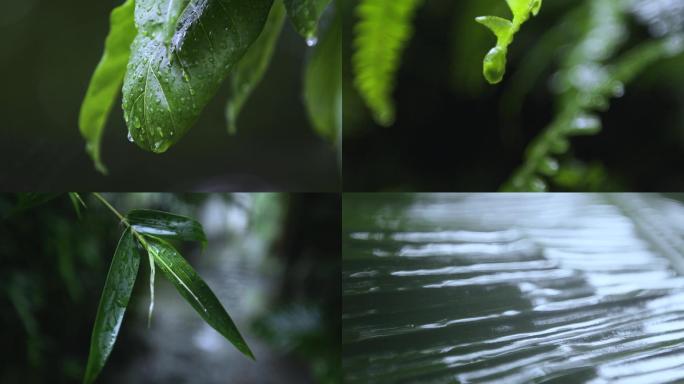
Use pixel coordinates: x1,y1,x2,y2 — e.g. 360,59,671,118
483,47,507,85
528,177,548,192
538,157,559,176
127,132,135,142
568,113,602,135
306,36,318,47
612,81,625,97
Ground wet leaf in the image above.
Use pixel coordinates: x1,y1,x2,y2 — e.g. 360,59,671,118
127,209,207,248
79,0,136,173
84,229,140,384
283,0,331,42
226,0,286,134
146,236,254,359
303,2,340,142
122,0,274,153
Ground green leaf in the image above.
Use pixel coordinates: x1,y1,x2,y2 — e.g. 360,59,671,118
283,0,331,43
475,16,513,45
84,229,140,384
353,0,423,126
145,236,254,359
122,0,274,153
69,193,87,219
476,0,542,84
226,0,286,134
127,209,207,248
303,1,340,142
79,0,136,174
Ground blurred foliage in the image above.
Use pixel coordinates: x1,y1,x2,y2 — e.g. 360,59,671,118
344,0,684,191
0,193,340,384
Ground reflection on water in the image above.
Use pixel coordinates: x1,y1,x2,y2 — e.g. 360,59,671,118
343,194,684,383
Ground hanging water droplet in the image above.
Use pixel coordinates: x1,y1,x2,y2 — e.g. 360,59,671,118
127,132,135,143
306,35,318,47
612,81,625,98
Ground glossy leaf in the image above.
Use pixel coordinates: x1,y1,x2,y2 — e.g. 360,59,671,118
283,0,330,43
79,0,136,173
84,229,140,384
122,0,274,153
476,0,542,84
226,0,286,134
353,0,423,126
127,209,207,248
303,2,340,142
145,237,254,358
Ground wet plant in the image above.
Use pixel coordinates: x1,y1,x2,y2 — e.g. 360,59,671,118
502,0,684,191
350,0,684,191
80,0,339,173
3,193,253,384
476,0,542,84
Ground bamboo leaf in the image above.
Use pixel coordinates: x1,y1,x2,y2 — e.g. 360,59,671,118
83,229,140,384
122,0,274,153
303,1,340,142
127,209,207,248
79,0,136,173
283,0,331,43
226,0,286,134
146,236,254,359
353,0,423,126
69,193,87,219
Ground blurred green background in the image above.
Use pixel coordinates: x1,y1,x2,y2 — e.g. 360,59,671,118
343,0,684,191
0,1,338,191
0,193,340,383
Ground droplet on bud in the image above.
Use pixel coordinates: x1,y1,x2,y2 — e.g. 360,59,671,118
306,35,318,47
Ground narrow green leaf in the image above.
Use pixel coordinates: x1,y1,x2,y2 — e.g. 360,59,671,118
226,0,286,134
69,193,87,219
283,0,331,43
303,1,340,142
146,236,254,359
84,229,140,384
475,16,513,44
127,209,207,248
79,0,136,174
353,0,424,126
122,0,274,153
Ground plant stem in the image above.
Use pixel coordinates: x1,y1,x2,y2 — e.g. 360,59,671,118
92,192,149,246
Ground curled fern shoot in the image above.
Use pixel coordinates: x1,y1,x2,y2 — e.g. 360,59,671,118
476,0,542,84
353,0,423,126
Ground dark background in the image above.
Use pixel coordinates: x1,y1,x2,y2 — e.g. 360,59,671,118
343,0,684,192
0,1,339,191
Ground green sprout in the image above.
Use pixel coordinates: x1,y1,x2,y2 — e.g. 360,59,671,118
476,0,542,84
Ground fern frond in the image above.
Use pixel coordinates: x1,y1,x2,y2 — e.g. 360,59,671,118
352,0,423,126
502,1,684,192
